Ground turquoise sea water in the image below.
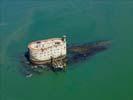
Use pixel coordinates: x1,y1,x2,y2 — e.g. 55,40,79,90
1,0,133,100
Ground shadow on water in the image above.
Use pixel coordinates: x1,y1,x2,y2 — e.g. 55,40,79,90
20,40,111,77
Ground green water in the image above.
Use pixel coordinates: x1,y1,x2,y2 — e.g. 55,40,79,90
1,0,133,100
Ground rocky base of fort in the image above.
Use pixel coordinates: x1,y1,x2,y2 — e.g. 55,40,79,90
20,40,111,77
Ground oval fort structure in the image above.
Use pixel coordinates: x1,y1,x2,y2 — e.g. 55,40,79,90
28,36,67,65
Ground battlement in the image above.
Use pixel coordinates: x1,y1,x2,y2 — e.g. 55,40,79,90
28,38,65,50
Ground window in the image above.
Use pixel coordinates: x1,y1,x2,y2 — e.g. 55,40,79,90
37,41,41,44
55,42,60,45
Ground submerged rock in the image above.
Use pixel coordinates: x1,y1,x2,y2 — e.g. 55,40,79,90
68,40,111,54
26,73,33,78
67,40,111,63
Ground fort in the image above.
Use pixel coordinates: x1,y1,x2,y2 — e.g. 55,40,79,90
23,36,111,77
28,36,67,69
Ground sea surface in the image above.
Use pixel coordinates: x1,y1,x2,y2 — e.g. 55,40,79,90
0,0,133,100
